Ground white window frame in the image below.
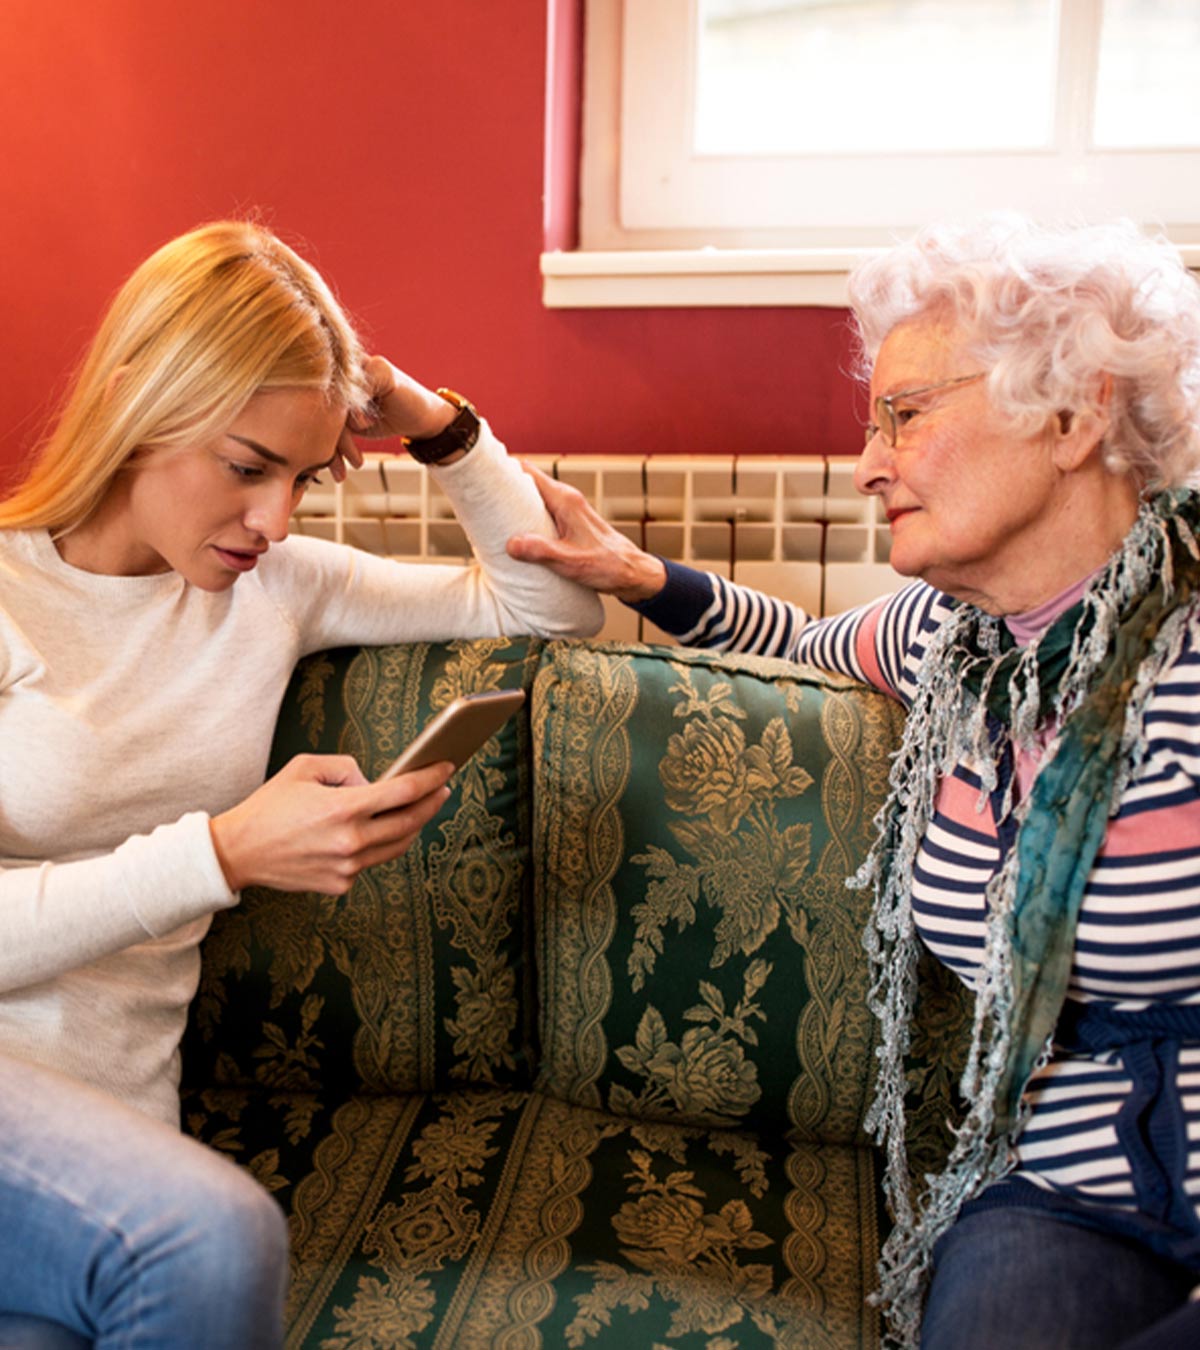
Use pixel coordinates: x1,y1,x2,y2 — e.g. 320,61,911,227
541,0,1200,309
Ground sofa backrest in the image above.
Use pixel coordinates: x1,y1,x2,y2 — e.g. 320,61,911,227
183,637,545,1099
184,636,968,1158
530,640,909,1146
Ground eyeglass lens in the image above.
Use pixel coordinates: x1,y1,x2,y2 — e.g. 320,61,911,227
864,398,897,447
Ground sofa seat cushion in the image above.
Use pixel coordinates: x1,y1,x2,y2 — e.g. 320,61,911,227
183,1085,883,1349
183,639,544,1099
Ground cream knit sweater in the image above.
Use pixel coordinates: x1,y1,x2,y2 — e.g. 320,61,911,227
0,428,600,1124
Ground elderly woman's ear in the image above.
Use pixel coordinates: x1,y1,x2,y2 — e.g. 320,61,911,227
1051,373,1114,472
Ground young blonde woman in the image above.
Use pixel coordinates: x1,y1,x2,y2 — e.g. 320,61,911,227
0,220,601,1348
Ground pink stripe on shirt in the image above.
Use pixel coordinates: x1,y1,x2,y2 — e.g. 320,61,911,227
1100,803,1200,856
854,599,892,694
933,768,1000,838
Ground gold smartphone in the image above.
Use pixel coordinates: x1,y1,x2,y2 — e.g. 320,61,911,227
375,689,526,781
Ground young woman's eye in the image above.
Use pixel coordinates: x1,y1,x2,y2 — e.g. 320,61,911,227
295,474,324,491
227,461,264,480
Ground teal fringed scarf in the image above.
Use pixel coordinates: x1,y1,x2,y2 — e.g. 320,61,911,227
855,489,1200,1348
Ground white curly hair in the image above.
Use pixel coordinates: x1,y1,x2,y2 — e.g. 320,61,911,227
848,214,1200,489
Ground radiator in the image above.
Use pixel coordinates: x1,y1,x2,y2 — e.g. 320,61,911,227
292,454,906,643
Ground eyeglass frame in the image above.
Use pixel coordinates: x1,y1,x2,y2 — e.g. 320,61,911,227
864,372,986,447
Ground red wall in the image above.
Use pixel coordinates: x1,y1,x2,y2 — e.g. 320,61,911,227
0,0,863,489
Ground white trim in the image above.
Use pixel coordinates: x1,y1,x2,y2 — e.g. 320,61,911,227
540,244,1200,310
553,0,1200,310
617,0,1200,232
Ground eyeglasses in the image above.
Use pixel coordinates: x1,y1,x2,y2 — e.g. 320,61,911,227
864,372,986,447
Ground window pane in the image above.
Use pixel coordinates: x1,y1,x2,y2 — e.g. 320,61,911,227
695,0,1057,155
1093,0,1200,149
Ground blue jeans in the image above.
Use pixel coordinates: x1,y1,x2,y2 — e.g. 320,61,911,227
921,1204,1200,1350
0,1052,287,1349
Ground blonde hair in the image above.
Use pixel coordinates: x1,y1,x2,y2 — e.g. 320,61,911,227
848,215,1200,489
0,220,371,533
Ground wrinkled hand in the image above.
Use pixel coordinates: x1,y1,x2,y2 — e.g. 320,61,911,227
210,754,454,895
505,462,667,602
328,355,457,482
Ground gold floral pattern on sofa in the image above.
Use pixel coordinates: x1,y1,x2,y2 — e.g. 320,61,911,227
184,638,543,1099
631,664,815,981
181,638,968,1349
613,965,769,1126
185,1084,881,1349
567,1146,775,1344
535,643,908,1145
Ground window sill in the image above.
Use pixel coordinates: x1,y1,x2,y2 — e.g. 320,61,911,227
540,244,1200,310
540,247,871,308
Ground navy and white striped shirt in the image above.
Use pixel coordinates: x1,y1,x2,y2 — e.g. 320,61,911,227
635,562,1200,1236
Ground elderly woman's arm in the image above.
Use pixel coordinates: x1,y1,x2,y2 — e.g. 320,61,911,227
507,463,946,701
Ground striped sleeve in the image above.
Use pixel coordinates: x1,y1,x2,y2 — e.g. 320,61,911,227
629,560,951,703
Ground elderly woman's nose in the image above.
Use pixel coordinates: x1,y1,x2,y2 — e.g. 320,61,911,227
854,430,895,496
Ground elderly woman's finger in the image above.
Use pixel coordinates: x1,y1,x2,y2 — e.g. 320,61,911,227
517,459,598,527
519,459,557,491
507,530,569,565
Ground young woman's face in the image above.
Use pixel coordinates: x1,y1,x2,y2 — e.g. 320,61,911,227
118,388,346,590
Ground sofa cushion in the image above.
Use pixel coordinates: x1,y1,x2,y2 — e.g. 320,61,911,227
532,642,909,1146
183,637,543,1098
182,1083,883,1349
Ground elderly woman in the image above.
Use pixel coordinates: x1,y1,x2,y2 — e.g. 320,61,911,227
508,217,1200,1350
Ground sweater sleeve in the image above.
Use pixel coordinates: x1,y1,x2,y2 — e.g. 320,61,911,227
0,813,235,993
267,422,605,652
631,560,947,702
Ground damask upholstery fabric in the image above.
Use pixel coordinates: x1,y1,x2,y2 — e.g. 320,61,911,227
533,642,906,1145
184,1085,883,1348
181,638,967,1348
184,638,545,1098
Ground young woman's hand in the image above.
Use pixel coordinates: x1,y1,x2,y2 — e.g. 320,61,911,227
329,355,457,482
505,462,667,602
209,754,454,895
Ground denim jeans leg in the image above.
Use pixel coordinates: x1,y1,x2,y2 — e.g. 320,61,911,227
0,1052,288,1350
1117,1297,1200,1350
920,1205,1196,1350
0,1313,91,1348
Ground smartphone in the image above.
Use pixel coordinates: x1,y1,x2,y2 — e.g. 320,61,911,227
375,689,526,781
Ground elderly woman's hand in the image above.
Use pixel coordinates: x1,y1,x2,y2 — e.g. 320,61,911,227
329,355,457,482
506,462,667,602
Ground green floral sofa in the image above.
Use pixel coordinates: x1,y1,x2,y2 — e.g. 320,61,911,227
181,636,966,1349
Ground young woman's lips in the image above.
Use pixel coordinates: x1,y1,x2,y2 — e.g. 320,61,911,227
214,546,263,572
886,507,916,525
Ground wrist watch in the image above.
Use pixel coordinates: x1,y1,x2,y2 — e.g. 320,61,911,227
405,388,481,465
